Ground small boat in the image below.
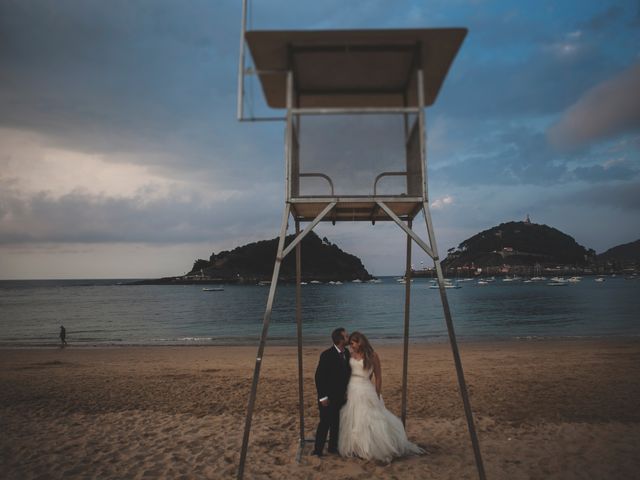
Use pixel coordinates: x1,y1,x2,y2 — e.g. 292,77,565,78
352,279,362,283
368,279,382,284
547,281,567,286
477,280,489,286
429,280,461,289
202,287,224,292
595,277,605,283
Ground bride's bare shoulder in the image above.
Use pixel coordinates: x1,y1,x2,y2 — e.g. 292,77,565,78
372,351,381,365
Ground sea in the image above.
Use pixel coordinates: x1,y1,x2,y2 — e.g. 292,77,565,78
0,276,638,347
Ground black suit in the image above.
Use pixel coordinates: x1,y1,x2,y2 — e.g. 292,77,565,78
313,346,351,454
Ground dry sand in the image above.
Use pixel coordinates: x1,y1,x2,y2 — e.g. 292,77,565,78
1,339,639,479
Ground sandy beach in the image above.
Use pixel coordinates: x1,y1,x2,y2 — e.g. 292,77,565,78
1,339,639,479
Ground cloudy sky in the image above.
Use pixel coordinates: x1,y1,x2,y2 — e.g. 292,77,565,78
1,0,639,279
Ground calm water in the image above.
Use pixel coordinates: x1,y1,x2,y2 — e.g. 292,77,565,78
0,277,638,346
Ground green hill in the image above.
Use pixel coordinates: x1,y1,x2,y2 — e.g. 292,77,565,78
188,231,372,283
442,221,595,268
597,239,640,262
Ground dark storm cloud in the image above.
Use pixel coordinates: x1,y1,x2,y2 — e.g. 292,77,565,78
423,2,639,192
1,0,639,261
556,181,640,212
440,35,617,120
435,1,640,122
431,120,640,187
0,184,282,245
0,0,285,185
547,63,640,150
572,163,639,183
582,5,625,31
431,126,568,186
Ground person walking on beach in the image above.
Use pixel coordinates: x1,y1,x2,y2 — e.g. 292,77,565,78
59,325,67,348
312,327,351,456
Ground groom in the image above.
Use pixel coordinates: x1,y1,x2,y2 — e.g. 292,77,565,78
312,327,351,456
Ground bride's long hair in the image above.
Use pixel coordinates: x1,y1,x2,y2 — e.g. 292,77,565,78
349,331,374,370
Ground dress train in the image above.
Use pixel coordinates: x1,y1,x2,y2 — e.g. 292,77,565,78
338,358,423,462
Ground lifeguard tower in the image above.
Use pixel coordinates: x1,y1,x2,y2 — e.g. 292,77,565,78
235,4,485,479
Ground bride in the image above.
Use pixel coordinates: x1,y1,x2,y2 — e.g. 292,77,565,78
338,331,424,462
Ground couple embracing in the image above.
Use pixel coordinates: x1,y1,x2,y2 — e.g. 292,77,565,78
312,328,423,463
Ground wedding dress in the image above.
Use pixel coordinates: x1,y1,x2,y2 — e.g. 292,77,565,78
338,357,424,462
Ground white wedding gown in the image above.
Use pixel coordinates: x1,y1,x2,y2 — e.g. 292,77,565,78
338,357,424,462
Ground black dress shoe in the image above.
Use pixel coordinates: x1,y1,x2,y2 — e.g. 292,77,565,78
327,448,339,454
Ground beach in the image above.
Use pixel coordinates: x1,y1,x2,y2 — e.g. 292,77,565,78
1,339,639,479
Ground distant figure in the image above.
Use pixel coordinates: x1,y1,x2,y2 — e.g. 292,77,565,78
59,325,67,348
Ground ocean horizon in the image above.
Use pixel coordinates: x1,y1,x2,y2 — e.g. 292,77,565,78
1,276,639,347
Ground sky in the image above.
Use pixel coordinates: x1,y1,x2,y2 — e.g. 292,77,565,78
0,0,639,279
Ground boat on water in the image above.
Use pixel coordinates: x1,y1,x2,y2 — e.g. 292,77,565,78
502,276,522,282
429,280,461,289
595,277,605,282
547,281,567,286
202,287,224,292
477,280,489,286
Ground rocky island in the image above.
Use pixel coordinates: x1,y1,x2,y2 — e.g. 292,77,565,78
419,219,638,278
135,231,373,285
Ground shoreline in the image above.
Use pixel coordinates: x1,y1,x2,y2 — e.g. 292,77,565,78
2,333,639,349
2,338,639,478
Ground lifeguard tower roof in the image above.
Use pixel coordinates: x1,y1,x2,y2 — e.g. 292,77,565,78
245,28,467,108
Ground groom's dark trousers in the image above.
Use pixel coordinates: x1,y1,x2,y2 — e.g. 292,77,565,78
314,346,351,454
